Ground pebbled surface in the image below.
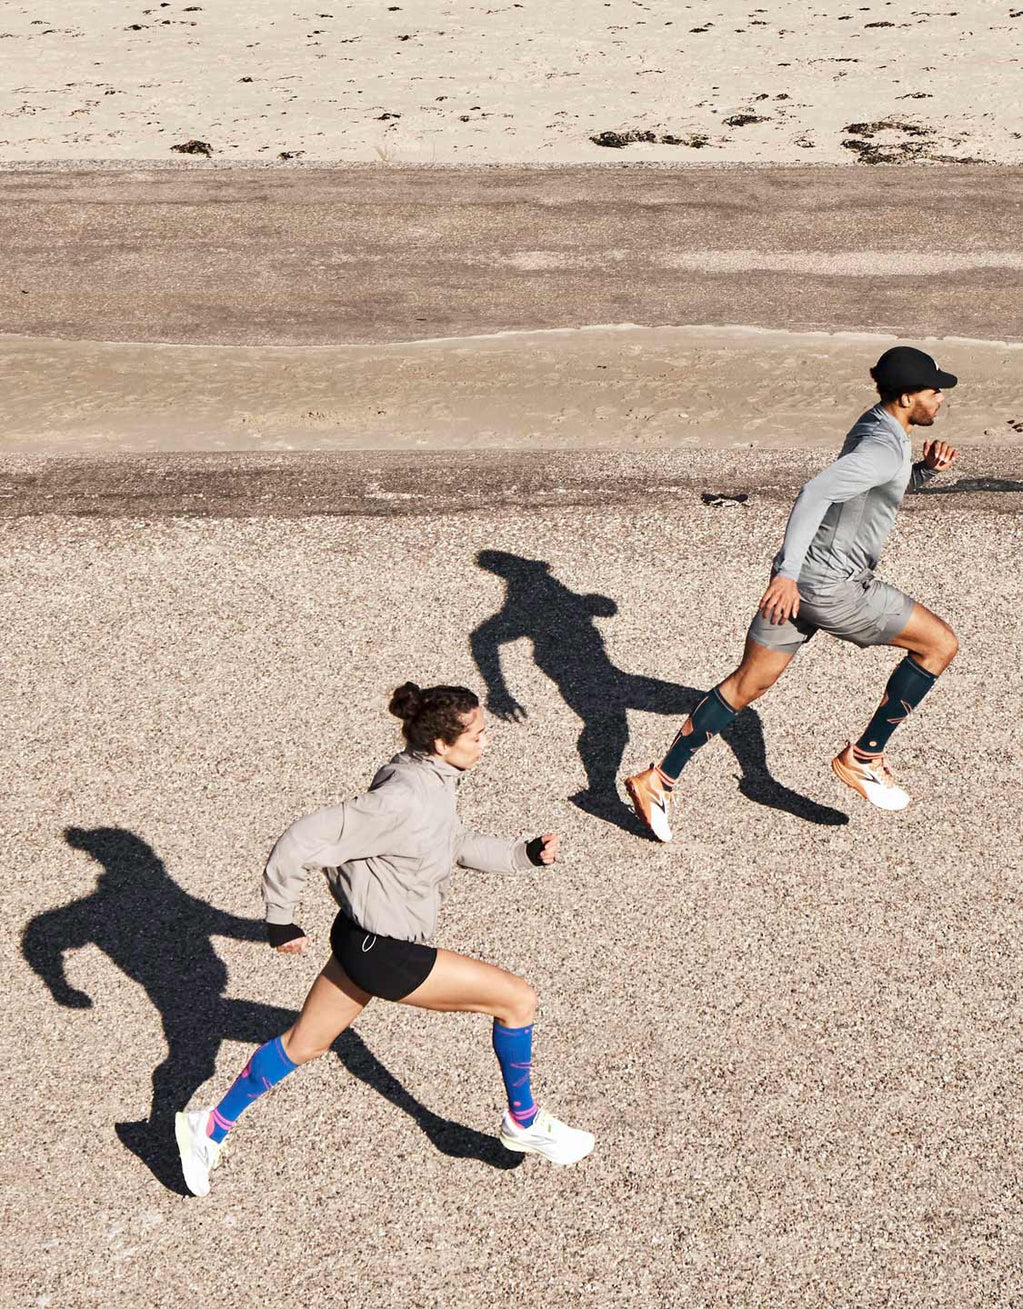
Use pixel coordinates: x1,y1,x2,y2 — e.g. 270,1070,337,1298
3,483,1022,1308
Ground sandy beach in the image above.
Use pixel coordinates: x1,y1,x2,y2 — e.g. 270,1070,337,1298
1,1,1021,165
2,166,1022,456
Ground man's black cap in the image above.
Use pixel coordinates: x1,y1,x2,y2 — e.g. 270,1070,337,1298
871,346,957,394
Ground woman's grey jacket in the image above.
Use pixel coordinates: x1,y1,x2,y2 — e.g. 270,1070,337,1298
262,750,535,944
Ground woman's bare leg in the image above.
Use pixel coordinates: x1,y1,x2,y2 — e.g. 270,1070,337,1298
400,951,592,1162
400,949,536,1026
281,956,372,1065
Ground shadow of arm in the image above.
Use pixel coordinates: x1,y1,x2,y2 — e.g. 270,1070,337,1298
205,906,267,944
22,906,95,1009
469,615,527,721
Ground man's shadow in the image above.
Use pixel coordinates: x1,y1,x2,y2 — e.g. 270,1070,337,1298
471,551,847,832
22,827,519,1193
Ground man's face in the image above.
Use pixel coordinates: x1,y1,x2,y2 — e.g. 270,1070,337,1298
907,388,944,426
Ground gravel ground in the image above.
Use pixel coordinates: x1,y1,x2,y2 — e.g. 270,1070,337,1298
3,468,1022,1308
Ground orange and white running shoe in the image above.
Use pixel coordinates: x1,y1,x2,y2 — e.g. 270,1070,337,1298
624,765,674,841
831,742,910,811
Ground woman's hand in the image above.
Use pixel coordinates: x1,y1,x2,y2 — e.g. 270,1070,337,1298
266,922,308,953
525,832,559,866
277,936,308,955
535,832,559,865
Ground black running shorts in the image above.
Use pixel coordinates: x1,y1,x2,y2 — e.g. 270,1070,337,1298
329,911,437,1002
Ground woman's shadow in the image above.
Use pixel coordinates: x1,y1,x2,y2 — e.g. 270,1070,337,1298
22,827,520,1193
471,551,847,832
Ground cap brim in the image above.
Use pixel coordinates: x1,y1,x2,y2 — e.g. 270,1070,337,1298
934,368,957,390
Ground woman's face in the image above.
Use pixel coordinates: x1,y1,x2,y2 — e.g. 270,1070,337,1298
435,705,488,770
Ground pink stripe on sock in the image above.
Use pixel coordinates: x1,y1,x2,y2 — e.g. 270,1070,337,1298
208,1108,234,1136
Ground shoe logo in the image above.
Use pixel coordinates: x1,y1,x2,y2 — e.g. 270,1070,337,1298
651,795,667,814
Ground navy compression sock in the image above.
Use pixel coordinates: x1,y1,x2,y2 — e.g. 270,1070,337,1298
208,1035,297,1143
659,686,739,783
854,655,938,758
492,1021,537,1128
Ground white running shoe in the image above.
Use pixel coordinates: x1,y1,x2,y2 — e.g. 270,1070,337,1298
831,743,910,811
175,1108,222,1197
499,1108,595,1165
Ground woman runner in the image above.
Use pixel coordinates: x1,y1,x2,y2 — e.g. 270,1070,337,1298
175,681,594,1195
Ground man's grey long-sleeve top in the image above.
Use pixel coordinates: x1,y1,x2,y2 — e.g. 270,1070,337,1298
774,405,938,587
262,750,534,944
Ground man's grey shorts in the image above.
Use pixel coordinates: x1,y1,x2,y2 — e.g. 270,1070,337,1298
747,572,915,656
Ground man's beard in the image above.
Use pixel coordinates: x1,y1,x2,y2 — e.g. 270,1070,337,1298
909,413,935,426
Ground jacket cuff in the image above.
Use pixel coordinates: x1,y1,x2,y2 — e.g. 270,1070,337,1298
511,838,537,872
265,905,296,926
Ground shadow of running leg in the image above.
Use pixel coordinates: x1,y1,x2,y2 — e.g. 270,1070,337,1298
723,710,848,826
117,997,300,1194
331,1029,522,1170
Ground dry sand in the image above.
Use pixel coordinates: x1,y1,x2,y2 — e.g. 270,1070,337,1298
3,327,1023,455
3,166,1022,458
3,480,1023,1307
1,1,1021,165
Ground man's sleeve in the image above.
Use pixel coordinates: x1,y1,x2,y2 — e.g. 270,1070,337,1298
262,787,411,925
453,819,534,874
908,460,939,494
776,438,905,581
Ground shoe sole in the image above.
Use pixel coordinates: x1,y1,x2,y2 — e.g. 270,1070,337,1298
831,755,909,812
624,777,671,842
175,1111,210,1197
499,1131,595,1166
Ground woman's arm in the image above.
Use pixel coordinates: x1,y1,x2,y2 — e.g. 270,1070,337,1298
453,822,557,873
262,784,415,928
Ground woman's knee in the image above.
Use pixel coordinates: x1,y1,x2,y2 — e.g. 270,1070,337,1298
504,978,538,1027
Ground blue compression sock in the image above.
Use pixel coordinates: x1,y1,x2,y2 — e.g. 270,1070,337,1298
492,1021,537,1128
208,1035,297,1143
659,686,739,782
855,655,937,757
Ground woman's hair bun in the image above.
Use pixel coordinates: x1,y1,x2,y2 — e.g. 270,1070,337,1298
388,681,423,722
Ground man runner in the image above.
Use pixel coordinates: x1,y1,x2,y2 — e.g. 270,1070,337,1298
625,346,960,840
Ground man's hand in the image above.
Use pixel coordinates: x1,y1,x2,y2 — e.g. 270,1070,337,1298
922,439,958,472
759,575,800,626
